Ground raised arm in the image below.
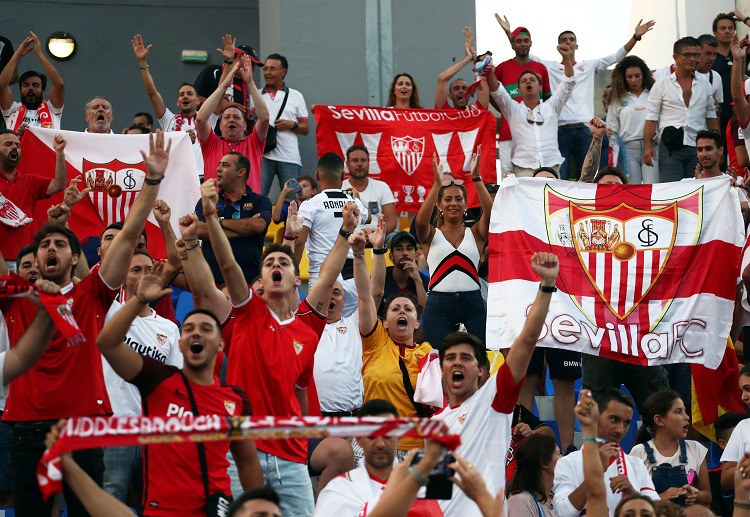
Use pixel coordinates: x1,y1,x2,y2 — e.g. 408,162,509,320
29,32,64,109
415,155,442,245
435,28,475,109
623,19,655,53
0,37,33,110
368,215,387,309
152,200,179,274
132,34,166,120
272,180,294,223
196,62,238,142
2,280,57,385
239,55,269,141
96,264,172,381
177,214,232,323
469,146,492,242
48,134,68,196
353,229,378,335
494,13,514,47
305,202,357,314
99,131,170,288
575,391,608,517
505,252,559,383
61,177,92,278
732,36,750,128
579,118,607,183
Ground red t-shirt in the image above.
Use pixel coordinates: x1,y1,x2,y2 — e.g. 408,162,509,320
200,128,264,193
2,271,117,421
0,172,49,259
727,114,743,174
494,58,552,141
227,294,326,463
132,356,249,517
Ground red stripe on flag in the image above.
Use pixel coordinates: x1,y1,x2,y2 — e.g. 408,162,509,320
428,253,479,289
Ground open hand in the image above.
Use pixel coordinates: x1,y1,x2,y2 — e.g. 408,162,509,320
63,177,90,207
285,200,304,236
132,34,152,62
634,19,656,39
140,130,171,180
365,214,386,249
217,34,236,61
135,262,172,303
433,153,445,186
16,37,34,57
494,13,511,34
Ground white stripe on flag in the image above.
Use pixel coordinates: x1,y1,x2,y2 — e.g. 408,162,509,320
610,257,621,315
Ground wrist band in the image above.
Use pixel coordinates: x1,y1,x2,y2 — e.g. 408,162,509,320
145,176,163,185
203,210,217,217
540,284,557,293
633,34,642,41
472,176,483,182
182,237,198,242
353,252,365,259
185,243,200,251
373,246,388,255
744,16,750,23
283,234,298,241
581,436,606,444
139,64,149,70
735,500,750,509
224,58,234,64
407,467,428,487
339,228,353,239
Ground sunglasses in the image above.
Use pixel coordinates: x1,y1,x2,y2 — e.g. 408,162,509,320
526,110,544,125
678,52,701,59
442,179,465,187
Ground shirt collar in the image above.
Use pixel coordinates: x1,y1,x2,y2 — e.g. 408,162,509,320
262,83,288,94
60,282,75,295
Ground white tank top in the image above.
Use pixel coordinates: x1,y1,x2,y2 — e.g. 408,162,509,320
426,227,481,292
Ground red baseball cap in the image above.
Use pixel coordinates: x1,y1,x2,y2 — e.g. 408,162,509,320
511,27,531,40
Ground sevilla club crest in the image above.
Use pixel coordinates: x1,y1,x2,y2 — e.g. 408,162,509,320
545,185,702,326
82,159,147,226
224,400,237,415
391,136,425,176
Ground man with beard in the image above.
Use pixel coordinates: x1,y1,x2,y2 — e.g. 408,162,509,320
694,129,749,222
0,130,67,261
197,57,269,192
0,32,64,132
342,145,396,234
434,28,489,112
0,131,171,516
132,34,206,176
490,25,551,175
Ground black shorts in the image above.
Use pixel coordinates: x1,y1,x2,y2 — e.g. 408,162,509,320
307,438,325,477
526,347,582,381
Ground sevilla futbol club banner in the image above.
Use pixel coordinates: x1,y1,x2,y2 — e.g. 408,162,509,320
18,128,200,257
486,175,744,368
314,105,496,212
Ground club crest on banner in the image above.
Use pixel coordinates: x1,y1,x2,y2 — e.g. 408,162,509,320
82,159,147,226
391,136,425,176
544,185,702,326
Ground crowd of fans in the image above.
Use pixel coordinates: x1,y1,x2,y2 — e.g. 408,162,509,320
2,7,750,517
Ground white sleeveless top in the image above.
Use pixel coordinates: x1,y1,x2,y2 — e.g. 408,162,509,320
426,227,481,292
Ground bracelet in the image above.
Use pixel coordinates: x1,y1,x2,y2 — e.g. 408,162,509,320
633,34,641,41
203,210,217,217
339,228,353,239
145,176,163,186
283,234,298,241
407,467,428,487
539,284,557,293
177,251,188,261
139,64,149,70
373,246,388,255
581,436,606,444
292,122,299,131
185,242,200,251
224,58,234,64
744,16,750,23
219,219,226,229
472,176,483,183
182,237,198,242
735,500,750,509
353,252,365,259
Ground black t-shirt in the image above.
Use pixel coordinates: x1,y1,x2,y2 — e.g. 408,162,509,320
713,50,750,108
380,265,429,314
0,36,14,131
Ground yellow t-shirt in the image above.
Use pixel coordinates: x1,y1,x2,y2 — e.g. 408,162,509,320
361,321,433,450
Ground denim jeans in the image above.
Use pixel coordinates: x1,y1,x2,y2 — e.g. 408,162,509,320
558,125,605,180
12,422,104,517
422,290,486,349
658,143,697,183
261,158,302,198
0,419,11,492
258,451,314,517
623,140,659,184
103,445,141,503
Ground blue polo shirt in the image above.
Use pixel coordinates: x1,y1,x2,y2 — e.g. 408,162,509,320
195,186,272,284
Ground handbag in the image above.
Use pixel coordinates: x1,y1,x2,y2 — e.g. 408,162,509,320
180,373,233,516
660,126,684,152
263,88,290,154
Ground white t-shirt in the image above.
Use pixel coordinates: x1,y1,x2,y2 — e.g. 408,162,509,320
2,100,63,129
606,90,651,143
553,448,658,516
0,351,6,403
630,440,707,486
431,362,520,517
721,418,750,463
158,109,217,177
262,86,308,166
314,313,363,413
298,189,368,277
102,299,182,417
0,312,9,408
341,178,395,230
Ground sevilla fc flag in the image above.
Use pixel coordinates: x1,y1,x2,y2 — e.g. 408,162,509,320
19,128,200,258
314,105,496,212
486,175,744,368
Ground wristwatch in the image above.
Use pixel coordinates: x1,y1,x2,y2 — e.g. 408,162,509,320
292,121,299,131
339,228,353,239
540,284,557,293
471,176,483,182
373,245,388,255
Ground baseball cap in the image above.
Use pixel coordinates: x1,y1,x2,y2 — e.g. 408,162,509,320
511,27,531,40
388,231,417,248
236,45,263,66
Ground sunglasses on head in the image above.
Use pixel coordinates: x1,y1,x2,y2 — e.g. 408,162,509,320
442,179,465,187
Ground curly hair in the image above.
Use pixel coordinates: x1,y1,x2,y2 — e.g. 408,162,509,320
610,55,654,103
386,73,422,108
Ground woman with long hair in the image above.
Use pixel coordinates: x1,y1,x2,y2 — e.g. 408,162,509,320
607,55,658,184
415,147,491,348
386,73,422,108
506,433,560,516
631,390,711,508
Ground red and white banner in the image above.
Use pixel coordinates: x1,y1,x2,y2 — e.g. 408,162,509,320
314,105,497,212
19,128,200,257
37,415,460,498
487,176,744,367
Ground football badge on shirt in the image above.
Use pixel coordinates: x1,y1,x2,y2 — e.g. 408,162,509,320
293,340,304,355
156,333,167,348
243,202,253,211
224,400,237,415
336,325,347,335
458,413,469,425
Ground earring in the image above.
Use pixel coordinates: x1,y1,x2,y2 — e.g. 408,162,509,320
439,210,444,217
